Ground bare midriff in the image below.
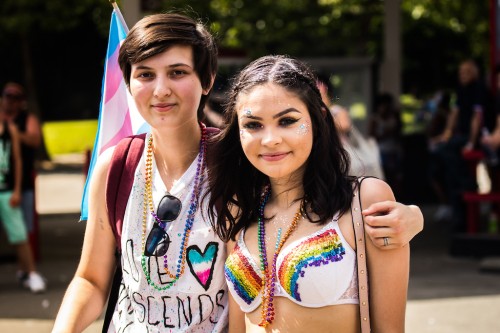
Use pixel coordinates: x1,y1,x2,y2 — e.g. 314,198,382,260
244,299,361,333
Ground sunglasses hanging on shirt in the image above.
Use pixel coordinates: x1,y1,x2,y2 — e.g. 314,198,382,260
144,193,182,257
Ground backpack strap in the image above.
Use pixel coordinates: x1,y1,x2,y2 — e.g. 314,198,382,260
352,176,371,332
102,133,145,332
105,133,146,252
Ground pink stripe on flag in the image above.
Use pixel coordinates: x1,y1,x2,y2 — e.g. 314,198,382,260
104,47,122,104
100,111,133,154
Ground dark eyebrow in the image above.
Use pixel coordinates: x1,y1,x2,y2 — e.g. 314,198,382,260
273,108,301,119
134,63,192,70
168,63,192,69
242,108,301,120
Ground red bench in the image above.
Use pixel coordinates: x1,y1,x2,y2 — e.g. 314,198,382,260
463,192,500,233
461,150,492,234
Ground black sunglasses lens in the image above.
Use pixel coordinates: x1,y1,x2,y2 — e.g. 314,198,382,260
154,236,170,257
157,194,182,222
144,194,181,257
144,224,169,256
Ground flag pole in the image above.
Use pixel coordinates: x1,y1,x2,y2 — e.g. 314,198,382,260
109,0,129,33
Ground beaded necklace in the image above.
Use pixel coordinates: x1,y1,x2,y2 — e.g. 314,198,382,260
257,186,303,327
141,124,207,290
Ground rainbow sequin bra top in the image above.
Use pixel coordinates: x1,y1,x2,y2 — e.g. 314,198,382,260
225,226,347,306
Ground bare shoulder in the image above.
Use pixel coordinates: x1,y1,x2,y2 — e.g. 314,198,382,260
94,146,115,172
88,146,116,190
358,177,395,208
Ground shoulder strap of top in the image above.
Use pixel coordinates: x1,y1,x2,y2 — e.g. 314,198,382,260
352,176,371,332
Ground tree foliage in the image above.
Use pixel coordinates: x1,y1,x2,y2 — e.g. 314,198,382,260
401,0,490,94
0,0,112,120
0,0,111,38
160,0,489,96
162,0,384,58
0,0,491,120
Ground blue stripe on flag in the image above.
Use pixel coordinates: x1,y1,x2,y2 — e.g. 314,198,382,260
80,10,127,221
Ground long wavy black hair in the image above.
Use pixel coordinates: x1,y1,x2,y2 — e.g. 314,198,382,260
206,55,355,242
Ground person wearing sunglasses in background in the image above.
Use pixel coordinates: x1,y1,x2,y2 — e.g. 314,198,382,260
207,55,409,332
1,83,42,235
53,12,422,333
1,82,44,286
0,84,46,293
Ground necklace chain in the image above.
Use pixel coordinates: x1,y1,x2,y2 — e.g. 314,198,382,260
257,186,302,327
141,124,207,291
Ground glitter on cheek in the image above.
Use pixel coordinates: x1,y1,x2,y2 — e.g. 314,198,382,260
239,129,249,141
297,122,310,136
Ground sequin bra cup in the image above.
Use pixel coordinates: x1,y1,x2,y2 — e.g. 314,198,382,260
224,217,359,312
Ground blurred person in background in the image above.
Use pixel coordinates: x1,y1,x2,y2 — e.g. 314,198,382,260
317,74,351,138
440,60,489,232
426,91,454,222
1,83,42,232
368,92,403,195
0,88,46,293
317,75,385,180
1,82,43,275
445,60,488,152
478,63,500,219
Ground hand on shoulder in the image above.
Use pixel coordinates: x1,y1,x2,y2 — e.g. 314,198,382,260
359,177,423,249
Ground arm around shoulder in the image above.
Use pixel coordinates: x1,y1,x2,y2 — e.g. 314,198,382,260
362,187,423,249
359,178,410,332
52,148,117,333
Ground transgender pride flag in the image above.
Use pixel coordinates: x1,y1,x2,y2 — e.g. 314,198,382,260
80,8,149,221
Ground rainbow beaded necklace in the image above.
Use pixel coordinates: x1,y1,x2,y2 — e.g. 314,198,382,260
141,124,207,290
257,186,303,327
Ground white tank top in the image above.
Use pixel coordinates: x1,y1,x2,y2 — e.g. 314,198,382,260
108,135,228,332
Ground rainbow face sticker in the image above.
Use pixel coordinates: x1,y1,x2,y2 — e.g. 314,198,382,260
244,108,252,116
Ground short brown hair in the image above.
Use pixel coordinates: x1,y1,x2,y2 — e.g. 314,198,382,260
118,13,218,118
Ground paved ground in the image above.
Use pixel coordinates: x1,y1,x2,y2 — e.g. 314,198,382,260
0,161,500,332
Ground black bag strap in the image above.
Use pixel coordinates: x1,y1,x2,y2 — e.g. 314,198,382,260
102,256,122,332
